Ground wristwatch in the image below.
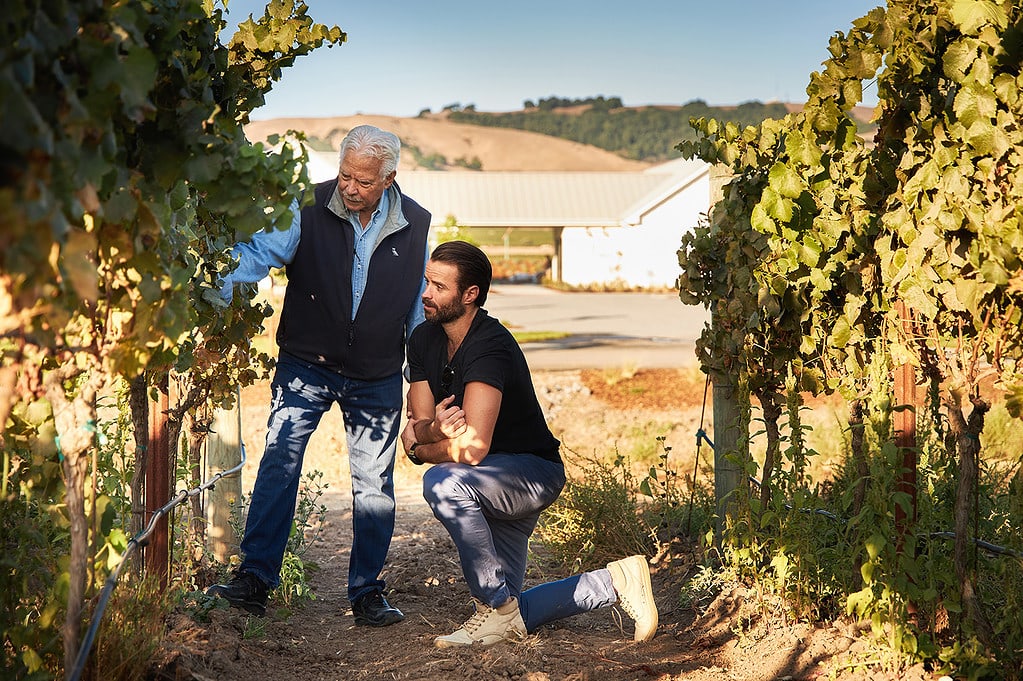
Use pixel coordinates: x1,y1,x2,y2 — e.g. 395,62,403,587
407,442,425,465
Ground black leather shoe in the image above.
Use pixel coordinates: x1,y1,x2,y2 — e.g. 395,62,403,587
206,571,268,616
352,591,404,627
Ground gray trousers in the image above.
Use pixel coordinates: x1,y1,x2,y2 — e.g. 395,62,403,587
423,453,617,632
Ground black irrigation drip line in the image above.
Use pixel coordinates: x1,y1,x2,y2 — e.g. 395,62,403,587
746,475,844,521
68,444,247,681
685,376,1018,562
926,531,1023,559
685,372,713,535
743,476,1020,559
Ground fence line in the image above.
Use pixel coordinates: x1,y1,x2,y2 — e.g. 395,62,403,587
68,444,247,681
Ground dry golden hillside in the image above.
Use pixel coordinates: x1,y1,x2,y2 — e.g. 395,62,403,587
243,114,653,172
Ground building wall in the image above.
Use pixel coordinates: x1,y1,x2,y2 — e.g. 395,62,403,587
559,173,710,288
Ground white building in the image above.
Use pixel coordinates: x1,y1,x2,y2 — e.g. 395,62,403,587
305,151,710,289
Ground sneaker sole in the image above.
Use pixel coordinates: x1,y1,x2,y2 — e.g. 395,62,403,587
630,564,657,641
434,631,525,648
236,600,267,617
218,596,267,617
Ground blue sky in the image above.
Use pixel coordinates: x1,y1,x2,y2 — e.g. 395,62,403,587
224,1,884,120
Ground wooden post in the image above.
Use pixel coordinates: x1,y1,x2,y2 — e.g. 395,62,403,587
708,164,746,540
711,376,745,537
145,374,170,587
206,388,243,563
893,301,918,540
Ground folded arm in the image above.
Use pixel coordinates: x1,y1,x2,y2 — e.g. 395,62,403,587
401,380,501,466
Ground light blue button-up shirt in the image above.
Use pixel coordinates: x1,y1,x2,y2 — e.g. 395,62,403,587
348,187,389,319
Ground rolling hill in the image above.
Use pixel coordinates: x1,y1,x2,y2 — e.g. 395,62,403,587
243,102,878,172
243,114,653,172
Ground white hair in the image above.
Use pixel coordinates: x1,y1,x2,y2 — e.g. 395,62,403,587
338,125,401,178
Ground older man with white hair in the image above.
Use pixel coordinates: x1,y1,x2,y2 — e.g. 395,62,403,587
207,125,431,626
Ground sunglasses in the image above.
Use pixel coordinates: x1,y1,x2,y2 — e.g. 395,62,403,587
441,363,456,395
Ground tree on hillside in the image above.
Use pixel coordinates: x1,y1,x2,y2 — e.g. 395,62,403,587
450,98,793,161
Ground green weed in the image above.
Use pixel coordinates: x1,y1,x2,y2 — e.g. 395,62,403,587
679,563,725,614
535,452,654,572
242,616,268,640
223,470,328,613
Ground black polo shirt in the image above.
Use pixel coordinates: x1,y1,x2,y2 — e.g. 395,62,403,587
407,309,562,464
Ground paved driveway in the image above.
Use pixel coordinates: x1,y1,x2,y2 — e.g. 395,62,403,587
484,284,710,370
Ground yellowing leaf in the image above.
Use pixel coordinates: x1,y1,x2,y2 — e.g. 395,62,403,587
860,560,875,585
847,586,874,616
980,257,1009,285
768,162,804,199
888,340,917,367
865,532,886,560
801,236,823,263
942,38,978,82
770,553,790,581
1004,381,1023,417
760,187,794,223
22,649,43,673
832,316,851,348
62,229,99,303
785,129,822,167
751,203,776,234
949,0,1009,34
810,266,830,292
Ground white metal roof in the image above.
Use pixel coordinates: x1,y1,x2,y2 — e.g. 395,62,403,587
305,151,709,228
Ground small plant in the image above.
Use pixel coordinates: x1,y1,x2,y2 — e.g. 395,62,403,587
641,436,715,545
536,452,654,571
276,551,318,609
220,470,328,613
600,362,638,387
287,469,329,557
179,589,228,623
242,616,268,640
679,563,725,614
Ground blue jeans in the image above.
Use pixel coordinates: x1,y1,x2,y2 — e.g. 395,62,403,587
240,353,401,601
423,453,617,632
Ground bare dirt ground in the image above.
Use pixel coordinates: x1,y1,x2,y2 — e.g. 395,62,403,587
153,369,936,681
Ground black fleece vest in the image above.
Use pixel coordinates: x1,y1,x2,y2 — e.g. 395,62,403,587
276,179,431,379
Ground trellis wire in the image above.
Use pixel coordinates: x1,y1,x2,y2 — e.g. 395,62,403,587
684,381,1019,559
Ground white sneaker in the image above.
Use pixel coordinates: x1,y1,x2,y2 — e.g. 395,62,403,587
434,597,527,648
607,555,658,641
